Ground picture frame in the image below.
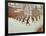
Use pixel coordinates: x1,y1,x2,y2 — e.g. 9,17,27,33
5,0,45,36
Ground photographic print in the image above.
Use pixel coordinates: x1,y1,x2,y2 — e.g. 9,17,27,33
5,1,45,35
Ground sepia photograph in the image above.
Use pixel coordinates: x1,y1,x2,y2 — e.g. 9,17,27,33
8,1,44,34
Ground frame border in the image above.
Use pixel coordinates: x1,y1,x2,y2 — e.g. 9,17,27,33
5,1,45,36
